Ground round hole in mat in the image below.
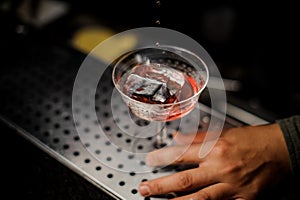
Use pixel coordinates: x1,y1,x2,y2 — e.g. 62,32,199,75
54,123,60,129
95,149,101,154
119,181,125,186
140,161,146,166
103,112,110,118
107,173,113,179
126,138,131,143
129,172,135,176
116,132,122,138
53,138,59,143
131,189,138,194
104,126,111,131
43,131,50,137
106,157,112,161
73,136,80,141
44,117,51,123
117,164,123,169
64,129,70,135
102,99,109,105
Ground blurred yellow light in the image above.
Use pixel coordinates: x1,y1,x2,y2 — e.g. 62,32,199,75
72,26,137,63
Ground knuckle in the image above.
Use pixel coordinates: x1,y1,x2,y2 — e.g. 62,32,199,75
177,173,194,190
211,140,230,157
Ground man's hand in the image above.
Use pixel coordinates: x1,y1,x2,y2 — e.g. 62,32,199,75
139,123,290,199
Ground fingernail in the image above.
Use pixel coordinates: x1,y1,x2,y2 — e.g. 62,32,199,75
139,184,150,196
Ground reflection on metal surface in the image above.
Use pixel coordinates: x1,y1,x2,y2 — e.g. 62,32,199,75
225,103,269,125
208,76,242,91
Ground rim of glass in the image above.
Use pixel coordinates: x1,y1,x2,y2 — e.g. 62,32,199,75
111,45,209,107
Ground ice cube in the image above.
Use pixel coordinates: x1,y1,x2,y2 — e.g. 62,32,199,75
123,64,185,104
152,83,170,103
125,74,162,97
167,79,181,96
148,65,185,96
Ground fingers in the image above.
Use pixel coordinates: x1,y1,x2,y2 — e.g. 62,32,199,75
172,183,235,200
173,131,207,145
173,130,223,145
146,144,203,166
139,167,218,197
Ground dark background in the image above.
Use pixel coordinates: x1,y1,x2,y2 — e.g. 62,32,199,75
1,0,299,199
2,0,299,119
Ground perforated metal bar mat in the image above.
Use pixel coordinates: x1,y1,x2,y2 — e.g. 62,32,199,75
0,40,244,200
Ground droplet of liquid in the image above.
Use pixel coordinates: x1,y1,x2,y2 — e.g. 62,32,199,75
155,20,160,25
155,42,160,47
156,1,161,6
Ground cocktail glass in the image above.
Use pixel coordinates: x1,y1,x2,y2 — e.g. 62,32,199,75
112,45,208,148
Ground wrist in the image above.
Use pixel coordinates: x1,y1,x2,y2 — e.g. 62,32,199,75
267,123,291,174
